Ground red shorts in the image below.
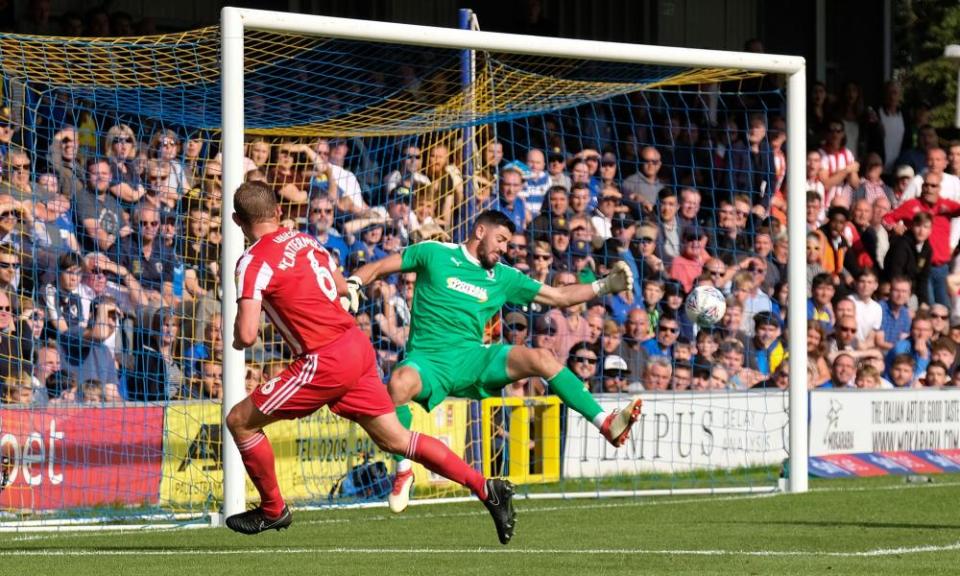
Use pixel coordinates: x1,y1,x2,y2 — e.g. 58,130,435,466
250,326,395,421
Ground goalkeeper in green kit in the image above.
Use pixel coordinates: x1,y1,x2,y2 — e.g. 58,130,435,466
346,210,641,518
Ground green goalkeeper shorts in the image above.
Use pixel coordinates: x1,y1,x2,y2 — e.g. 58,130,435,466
397,344,514,411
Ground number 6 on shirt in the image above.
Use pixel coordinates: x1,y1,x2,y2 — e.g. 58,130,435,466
307,250,338,301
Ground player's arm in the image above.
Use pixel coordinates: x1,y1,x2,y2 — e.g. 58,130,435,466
336,251,399,312
234,298,262,350
350,253,404,286
533,261,633,307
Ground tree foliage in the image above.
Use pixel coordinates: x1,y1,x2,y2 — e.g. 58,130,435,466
898,0,960,128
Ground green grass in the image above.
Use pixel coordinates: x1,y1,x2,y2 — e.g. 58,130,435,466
3,476,960,575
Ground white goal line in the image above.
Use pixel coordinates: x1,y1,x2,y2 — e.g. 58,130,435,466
2,542,959,558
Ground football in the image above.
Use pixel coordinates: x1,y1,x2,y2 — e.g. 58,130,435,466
684,285,727,327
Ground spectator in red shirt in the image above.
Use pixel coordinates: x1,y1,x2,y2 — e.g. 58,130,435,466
669,228,707,293
882,172,960,306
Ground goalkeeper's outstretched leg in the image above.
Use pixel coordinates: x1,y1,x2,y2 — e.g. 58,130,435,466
504,346,642,448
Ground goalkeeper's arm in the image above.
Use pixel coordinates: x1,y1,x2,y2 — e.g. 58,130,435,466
533,261,633,308
340,253,404,313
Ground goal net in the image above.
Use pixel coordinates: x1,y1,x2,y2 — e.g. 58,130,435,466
0,10,807,528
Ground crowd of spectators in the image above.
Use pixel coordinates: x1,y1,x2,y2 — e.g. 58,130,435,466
0,12,957,407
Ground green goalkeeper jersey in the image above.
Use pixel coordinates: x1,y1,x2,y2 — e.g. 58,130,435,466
400,241,542,353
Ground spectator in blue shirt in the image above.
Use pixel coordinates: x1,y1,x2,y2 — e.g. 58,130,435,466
306,195,349,269
886,312,933,376
350,223,388,265
641,309,679,366
880,276,913,350
496,167,528,233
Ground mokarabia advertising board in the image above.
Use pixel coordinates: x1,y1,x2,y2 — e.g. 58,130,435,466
809,389,960,456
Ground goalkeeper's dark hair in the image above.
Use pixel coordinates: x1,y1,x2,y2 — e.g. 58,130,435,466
473,210,516,235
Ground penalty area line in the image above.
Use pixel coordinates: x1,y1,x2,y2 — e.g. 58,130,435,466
2,542,960,558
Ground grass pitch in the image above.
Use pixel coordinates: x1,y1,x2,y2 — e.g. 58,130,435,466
3,476,959,575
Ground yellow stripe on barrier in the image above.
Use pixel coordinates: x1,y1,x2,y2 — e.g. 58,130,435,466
481,396,560,485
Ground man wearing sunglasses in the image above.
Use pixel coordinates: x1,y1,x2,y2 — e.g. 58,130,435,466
0,107,17,164
639,310,680,366
0,244,22,299
601,354,632,393
384,144,430,198
305,196,349,270
622,145,664,212
117,203,182,308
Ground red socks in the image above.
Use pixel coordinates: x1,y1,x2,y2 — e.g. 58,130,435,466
406,432,487,500
236,431,285,517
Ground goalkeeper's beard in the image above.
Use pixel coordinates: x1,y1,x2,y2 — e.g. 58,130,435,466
476,242,500,270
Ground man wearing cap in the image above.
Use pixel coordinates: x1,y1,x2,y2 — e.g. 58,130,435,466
601,355,631,393
669,228,708,293
598,152,619,189
890,165,914,208
547,150,571,191
532,314,560,361
384,144,431,197
548,216,572,266
591,185,622,240
568,239,594,280
347,209,640,512
610,212,636,250
350,223,389,266
502,311,529,346
385,186,417,243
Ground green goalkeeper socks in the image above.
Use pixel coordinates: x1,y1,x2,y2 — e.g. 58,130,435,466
392,404,414,463
548,368,603,422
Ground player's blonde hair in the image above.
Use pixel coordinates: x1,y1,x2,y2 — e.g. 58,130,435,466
234,181,277,225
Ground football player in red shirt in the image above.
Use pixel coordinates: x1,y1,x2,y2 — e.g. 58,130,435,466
224,181,517,545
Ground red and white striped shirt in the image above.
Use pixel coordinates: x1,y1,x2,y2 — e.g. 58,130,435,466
819,147,856,207
236,228,354,355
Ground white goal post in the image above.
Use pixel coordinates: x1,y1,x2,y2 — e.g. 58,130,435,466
219,7,809,520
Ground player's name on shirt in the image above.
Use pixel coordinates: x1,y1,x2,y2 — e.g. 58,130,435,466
271,230,323,271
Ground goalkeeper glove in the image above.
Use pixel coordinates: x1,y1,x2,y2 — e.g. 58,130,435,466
340,275,365,314
593,261,634,296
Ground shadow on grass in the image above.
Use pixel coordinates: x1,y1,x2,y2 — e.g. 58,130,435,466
723,519,960,531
